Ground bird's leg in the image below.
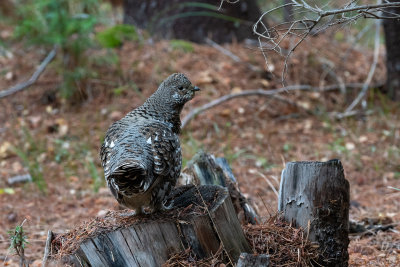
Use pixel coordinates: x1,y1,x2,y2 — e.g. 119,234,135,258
119,207,144,217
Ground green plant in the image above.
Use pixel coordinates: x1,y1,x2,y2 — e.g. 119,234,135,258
169,39,194,53
327,137,348,155
85,155,103,193
149,2,244,33
112,82,141,97
8,220,29,267
96,24,139,48
14,0,99,101
283,143,292,152
181,132,203,168
13,128,47,193
53,139,70,163
0,188,15,194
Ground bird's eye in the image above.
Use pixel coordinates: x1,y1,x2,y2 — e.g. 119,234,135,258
178,86,184,90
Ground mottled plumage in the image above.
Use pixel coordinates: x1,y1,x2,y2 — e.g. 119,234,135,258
100,73,199,214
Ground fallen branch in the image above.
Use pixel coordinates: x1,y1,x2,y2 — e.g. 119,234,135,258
181,82,383,128
7,174,32,185
341,1,382,116
205,38,241,62
42,230,53,267
182,87,307,128
0,46,57,98
331,109,374,120
205,38,260,72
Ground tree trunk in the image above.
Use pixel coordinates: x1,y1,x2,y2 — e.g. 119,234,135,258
278,160,350,267
51,185,251,266
122,0,267,43
383,2,400,101
282,0,294,22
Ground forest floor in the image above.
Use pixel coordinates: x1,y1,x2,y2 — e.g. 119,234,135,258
0,29,399,266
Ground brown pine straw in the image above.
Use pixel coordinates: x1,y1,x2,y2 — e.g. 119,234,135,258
242,213,320,266
164,213,320,266
163,246,225,267
51,204,212,260
51,210,320,266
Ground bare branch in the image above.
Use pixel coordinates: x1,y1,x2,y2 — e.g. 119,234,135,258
339,0,383,117
254,1,400,81
0,46,57,98
205,38,241,62
205,38,260,72
181,82,384,128
218,0,240,10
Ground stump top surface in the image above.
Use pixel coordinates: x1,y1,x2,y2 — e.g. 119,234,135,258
51,185,228,258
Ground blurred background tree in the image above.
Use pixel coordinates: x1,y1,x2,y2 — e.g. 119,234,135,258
122,0,267,43
383,0,400,101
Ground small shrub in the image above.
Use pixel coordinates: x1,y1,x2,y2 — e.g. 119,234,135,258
14,0,99,102
8,220,29,267
85,154,103,193
13,128,47,193
96,24,139,48
170,39,194,53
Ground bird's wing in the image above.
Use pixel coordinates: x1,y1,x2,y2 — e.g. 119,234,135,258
140,122,182,184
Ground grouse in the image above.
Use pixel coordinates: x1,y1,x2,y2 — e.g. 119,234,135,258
100,73,200,214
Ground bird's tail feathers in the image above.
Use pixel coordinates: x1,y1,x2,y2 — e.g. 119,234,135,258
110,162,152,195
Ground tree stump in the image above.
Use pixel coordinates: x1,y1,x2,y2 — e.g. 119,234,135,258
180,151,259,224
278,160,350,267
237,253,270,267
51,185,251,266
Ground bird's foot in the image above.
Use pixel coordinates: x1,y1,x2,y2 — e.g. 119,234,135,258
119,211,136,217
154,201,174,213
119,207,145,217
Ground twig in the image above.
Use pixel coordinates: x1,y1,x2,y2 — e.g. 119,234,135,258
182,87,305,128
254,0,400,82
205,38,241,62
0,46,57,98
7,174,32,185
257,171,279,198
388,186,400,191
181,82,383,128
337,1,382,118
218,0,239,10
331,109,374,119
205,38,260,72
42,230,53,267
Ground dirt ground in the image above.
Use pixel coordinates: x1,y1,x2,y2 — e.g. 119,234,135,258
0,32,399,266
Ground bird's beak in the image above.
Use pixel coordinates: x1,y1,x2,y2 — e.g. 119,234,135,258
193,86,200,92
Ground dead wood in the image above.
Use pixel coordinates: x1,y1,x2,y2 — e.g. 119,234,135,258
50,185,251,266
0,47,57,98
278,159,350,267
180,151,259,224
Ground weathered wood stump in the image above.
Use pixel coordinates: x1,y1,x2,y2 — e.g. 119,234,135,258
52,185,251,266
180,151,259,224
237,253,270,267
278,160,350,267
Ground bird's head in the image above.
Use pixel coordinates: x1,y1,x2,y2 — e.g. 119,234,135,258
158,73,200,106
